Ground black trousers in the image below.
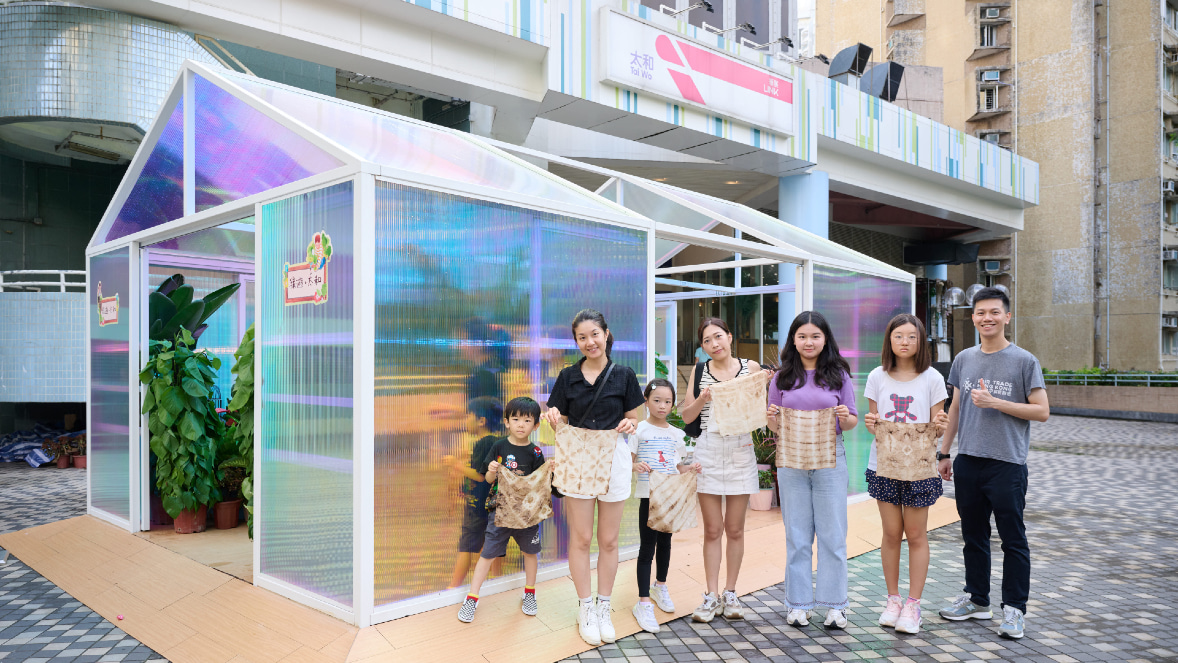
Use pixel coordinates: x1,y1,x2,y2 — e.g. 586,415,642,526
953,454,1030,613
637,498,673,597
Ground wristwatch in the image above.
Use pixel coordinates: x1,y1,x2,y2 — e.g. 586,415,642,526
936,452,951,461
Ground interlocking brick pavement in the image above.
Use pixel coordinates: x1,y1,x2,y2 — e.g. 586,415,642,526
562,416,1178,662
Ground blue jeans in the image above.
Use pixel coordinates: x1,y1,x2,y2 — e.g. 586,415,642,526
777,441,848,611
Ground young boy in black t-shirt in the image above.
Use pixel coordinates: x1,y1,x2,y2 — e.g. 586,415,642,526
457,397,547,623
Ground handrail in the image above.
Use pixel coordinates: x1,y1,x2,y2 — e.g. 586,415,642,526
0,270,87,292
1043,372,1178,387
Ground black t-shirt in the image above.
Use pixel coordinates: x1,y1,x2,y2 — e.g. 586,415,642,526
462,434,498,509
478,438,546,477
547,359,644,431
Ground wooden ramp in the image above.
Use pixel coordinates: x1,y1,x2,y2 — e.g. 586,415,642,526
0,499,959,663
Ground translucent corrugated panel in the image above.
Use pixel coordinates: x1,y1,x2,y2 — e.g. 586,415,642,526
259,181,354,606
194,74,344,212
373,181,648,607
89,247,131,520
617,181,721,266
104,97,184,243
147,220,255,259
222,72,627,216
812,266,913,494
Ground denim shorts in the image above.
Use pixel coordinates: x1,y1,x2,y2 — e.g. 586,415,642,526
865,469,942,508
480,521,542,558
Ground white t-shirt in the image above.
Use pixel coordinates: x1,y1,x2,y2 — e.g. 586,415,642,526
863,366,949,471
628,420,688,499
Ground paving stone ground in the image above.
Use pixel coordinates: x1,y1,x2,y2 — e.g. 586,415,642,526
561,415,1178,663
0,464,166,663
2,415,1176,662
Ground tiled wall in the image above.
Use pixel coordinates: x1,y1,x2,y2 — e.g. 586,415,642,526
0,293,86,403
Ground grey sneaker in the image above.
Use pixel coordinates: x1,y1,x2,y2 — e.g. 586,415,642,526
998,605,1025,639
939,595,993,621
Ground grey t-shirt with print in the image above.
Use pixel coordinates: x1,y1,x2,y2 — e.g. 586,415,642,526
947,343,1046,466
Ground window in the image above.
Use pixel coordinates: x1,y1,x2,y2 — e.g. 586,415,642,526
1167,70,1178,96
1168,200,1178,226
1164,330,1177,355
980,24,996,47
688,0,724,31
1166,260,1178,290
1167,3,1178,30
982,133,1001,144
981,86,998,111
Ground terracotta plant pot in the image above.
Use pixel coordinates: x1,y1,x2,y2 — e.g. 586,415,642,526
214,499,243,530
72,455,87,469
749,488,775,511
173,505,208,534
150,493,174,527
56,455,72,469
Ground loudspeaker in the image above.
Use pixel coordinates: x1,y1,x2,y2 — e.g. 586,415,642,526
827,43,873,78
903,242,980,266
860,61,905,102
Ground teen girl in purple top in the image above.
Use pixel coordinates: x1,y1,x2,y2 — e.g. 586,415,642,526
766,311,858,630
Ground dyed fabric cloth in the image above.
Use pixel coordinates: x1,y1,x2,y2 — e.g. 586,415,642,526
874,421,940,482
647,470,698,533
553,426,617,496
707,370,769,437
495,462,553,529
775,407,839,470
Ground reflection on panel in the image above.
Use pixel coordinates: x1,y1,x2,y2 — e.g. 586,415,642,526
259,181,354,606
89,247,131,520
105,97,184,243
373,182,648,607
194,74,343,212
813,266,912,493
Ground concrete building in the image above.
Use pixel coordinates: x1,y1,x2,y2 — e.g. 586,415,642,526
812,0,1178,371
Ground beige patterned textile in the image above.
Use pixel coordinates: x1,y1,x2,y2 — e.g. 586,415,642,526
553,426,617,497
874,421,939,482
647,471,698,533
494,463,553,529
708,370,769,437
776,407,838,470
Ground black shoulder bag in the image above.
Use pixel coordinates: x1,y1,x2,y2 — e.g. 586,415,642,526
683,361,707,439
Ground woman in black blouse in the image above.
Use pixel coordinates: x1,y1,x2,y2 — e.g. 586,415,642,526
545,309,644,647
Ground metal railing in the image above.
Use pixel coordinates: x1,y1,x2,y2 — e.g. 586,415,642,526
1044,372,1178,387
0,270,87,292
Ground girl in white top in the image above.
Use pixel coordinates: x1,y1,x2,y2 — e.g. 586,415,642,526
863,313,949,635
628,378,700,633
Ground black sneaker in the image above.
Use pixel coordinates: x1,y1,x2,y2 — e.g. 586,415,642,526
522,591,538,616
458,596,479,622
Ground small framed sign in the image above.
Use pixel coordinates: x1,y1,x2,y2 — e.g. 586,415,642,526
96,281,119,326
283,230,333,306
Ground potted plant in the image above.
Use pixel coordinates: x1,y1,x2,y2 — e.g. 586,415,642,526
749,469,776,511
43,437,70,469
69,435,87,469
214,454,247,529
752,426,776,471
226,325,255,537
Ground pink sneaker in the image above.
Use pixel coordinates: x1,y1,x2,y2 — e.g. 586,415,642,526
878,595,903,628
895,600,922,634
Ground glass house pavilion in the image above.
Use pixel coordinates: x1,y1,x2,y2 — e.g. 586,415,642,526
84,62,913,626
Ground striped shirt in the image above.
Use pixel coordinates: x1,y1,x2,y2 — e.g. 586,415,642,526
629,420,688,499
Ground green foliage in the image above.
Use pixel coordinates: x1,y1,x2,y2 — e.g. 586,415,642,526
227,324,256,537
140,336,224,518
751,427,777,465
758,469,775,490
1042,367,1178,387
655,353,691,445
147,274,240,346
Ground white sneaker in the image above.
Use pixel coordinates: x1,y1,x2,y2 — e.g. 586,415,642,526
578,600,601,646
894,601,921,634
786,608,810,627
721,590,745,620
597,600,616,643
823,608,848,629
650,584,675,613
878,595,903,628
632,601,661,633
691,592,722,623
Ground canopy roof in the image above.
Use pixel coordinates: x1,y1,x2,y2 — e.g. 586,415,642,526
90,61,912,284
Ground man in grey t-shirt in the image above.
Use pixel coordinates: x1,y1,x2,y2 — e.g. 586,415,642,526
936,288,1050,640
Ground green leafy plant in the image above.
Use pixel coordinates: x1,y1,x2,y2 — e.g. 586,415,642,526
148,274,240,345
227,324,255,537
140,328,224,518
758,469,775,490
751,427,776,466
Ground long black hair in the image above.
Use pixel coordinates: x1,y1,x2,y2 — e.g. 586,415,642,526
776,310,850,392
571,308,613,357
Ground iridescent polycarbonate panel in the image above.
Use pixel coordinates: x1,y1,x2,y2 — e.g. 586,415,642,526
89,247,131,520
617,181,718,266
812,265,913,493
104,97,184,243
194,74,344,212
372,181,648,607
259,181,354,607
224,73,627,216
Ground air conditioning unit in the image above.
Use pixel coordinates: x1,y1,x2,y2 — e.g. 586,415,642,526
982,260,1003,273
982,133,1001,143
983,7,1001,19
1164,249,1178,261
1166,180,1178,195
1164,315,1178,329
981,69,1001,82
